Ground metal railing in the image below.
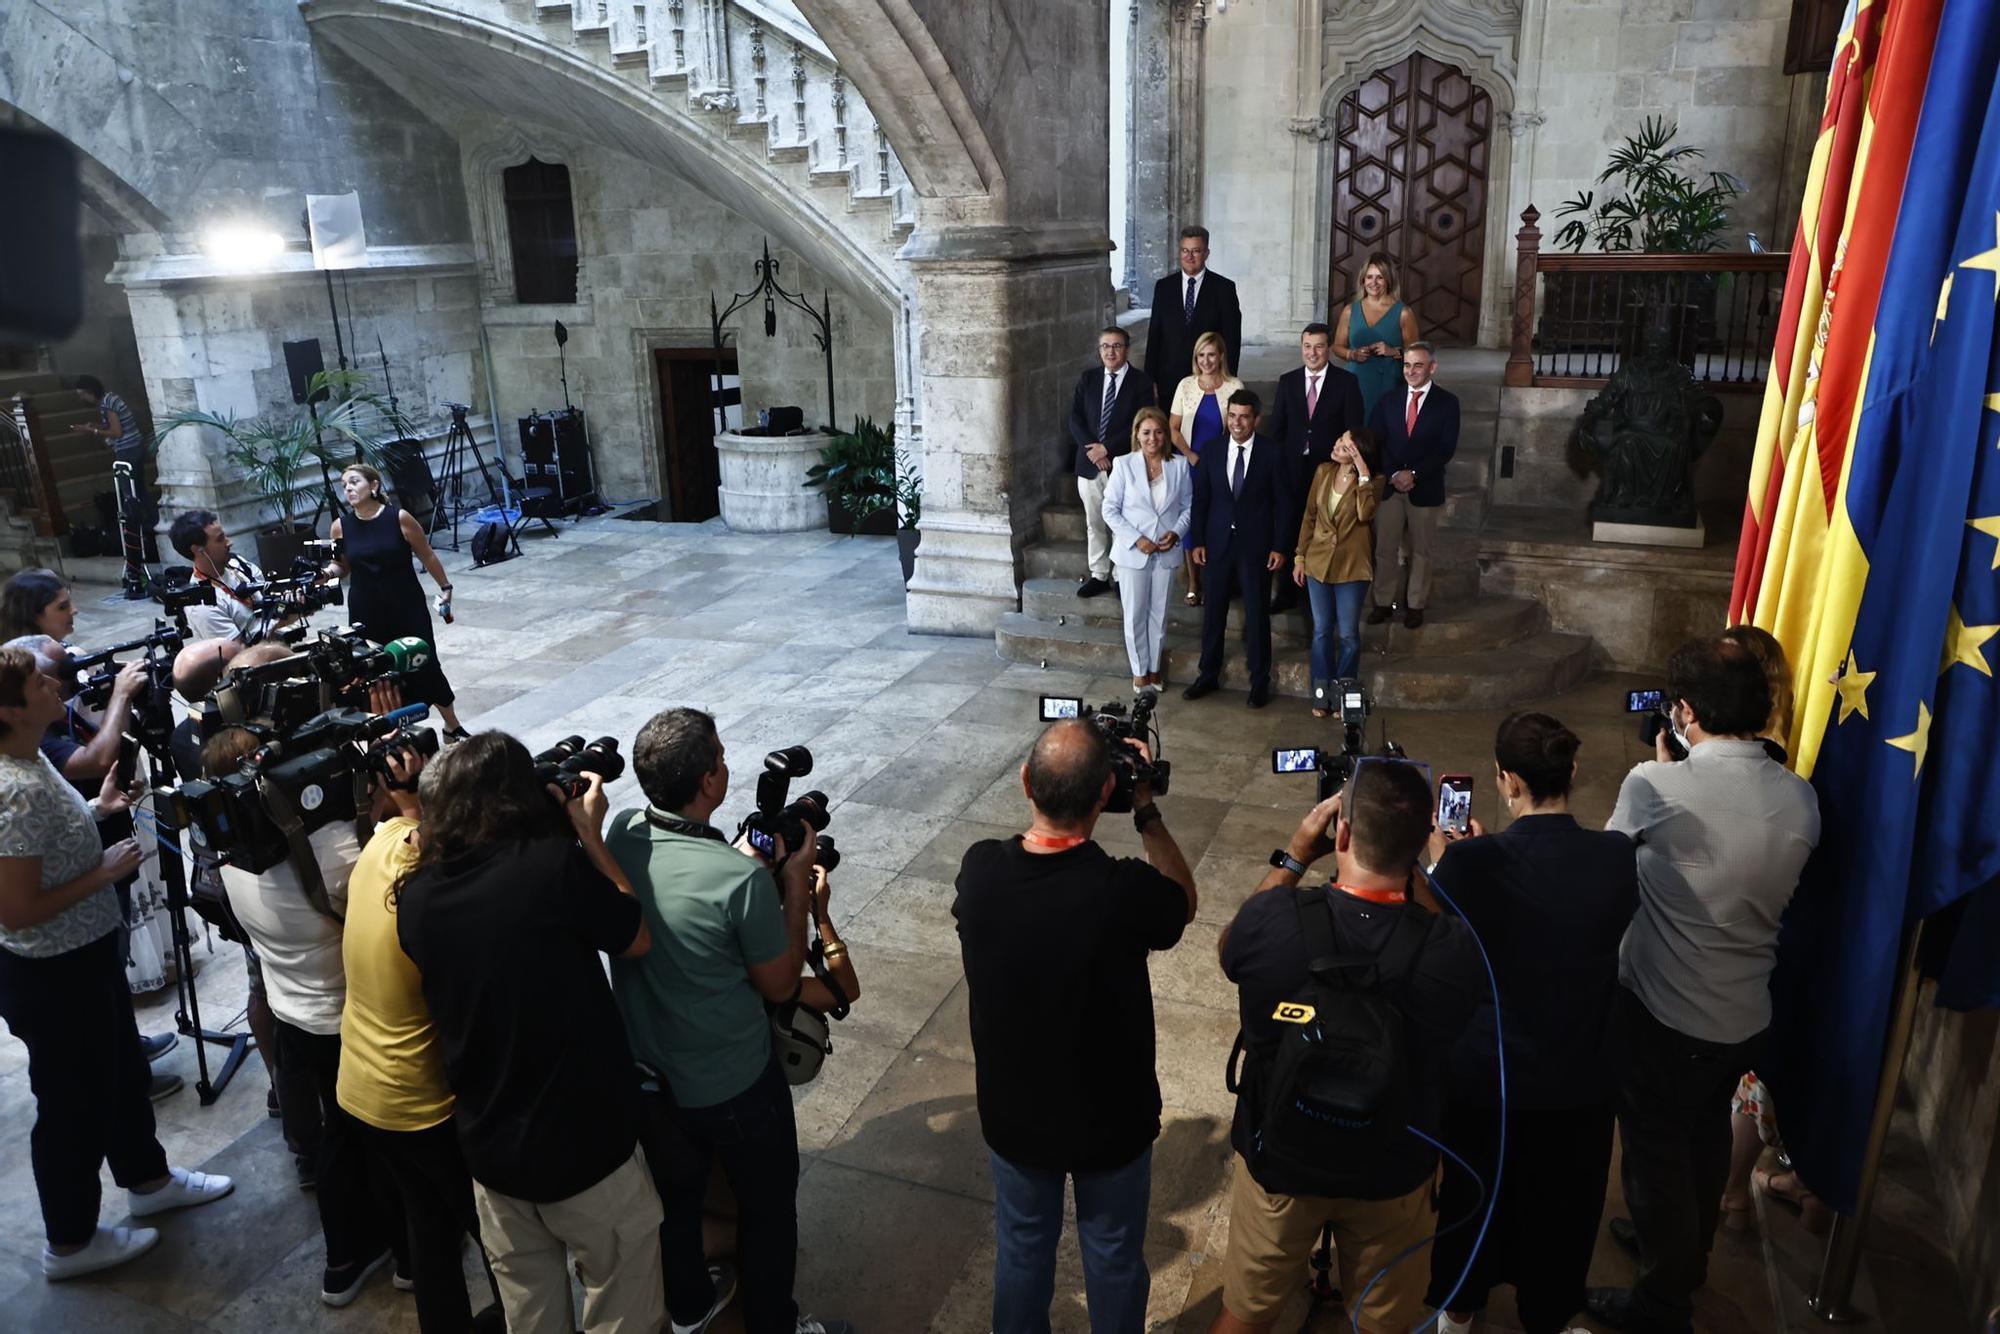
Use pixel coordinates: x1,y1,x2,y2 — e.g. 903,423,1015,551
1503,206,1789,391
0,393,68,536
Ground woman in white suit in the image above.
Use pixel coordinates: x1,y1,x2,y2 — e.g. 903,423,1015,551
1100,407,1192,689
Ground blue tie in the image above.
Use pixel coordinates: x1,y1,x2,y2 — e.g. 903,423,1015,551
1183,275,1197,324
1231,443,1245,499
1099,372,1117,442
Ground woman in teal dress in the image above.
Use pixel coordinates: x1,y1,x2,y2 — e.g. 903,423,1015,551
1333,252,1424,419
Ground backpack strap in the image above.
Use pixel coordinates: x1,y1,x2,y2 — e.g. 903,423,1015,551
1294,885,1345,978
1372,903,1433,990
1294,887,1432,988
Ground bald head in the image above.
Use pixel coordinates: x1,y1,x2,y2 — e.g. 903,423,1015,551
4,634,69,681
173,637,245,701
1022,719,1113,826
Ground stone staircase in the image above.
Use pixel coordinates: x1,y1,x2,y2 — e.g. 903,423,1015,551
995,359,1597,709
519,0,915,247
1,368,103,536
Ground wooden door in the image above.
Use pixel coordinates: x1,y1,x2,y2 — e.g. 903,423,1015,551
1326,54,1493,345
654,348,733,522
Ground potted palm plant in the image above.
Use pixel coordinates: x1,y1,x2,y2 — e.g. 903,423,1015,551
894,459,923,584
805,416,897,536
157,369,388,570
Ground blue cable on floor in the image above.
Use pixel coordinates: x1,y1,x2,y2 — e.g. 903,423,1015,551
1347,868,1508,1334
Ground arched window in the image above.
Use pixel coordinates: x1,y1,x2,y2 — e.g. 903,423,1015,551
502,157,579,304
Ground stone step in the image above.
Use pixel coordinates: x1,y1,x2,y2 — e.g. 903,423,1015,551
768,142,809,165
727,116,772,143
1021,538,1482,604
994,613,1593,709
1440,485,1488,529
1019,577,1545,651
611,44,648,68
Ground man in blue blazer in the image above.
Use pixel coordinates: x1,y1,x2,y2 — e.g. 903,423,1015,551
1067,325,1155,597
1366,343,1459,629
1264,322,1368,612
1184,390,1287,708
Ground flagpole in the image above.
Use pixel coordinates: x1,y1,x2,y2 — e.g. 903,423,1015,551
1808,917,1927,1322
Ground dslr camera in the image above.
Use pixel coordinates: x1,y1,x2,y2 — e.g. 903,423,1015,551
1273,680,1402,800
1626,687,1687,760
739,746,838,868
199,627,434,741
533,735,626,800
1037,690,1170,814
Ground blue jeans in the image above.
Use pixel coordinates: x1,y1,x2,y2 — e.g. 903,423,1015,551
990,1146,1152,1334
1306,576,1368,682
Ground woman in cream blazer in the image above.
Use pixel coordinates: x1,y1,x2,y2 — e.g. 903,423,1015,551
1291,427,1379,714
1101,407,1192,688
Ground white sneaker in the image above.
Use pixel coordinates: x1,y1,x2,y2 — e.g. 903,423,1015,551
128,1166,234,1218
796,1317,856,1334
42,1225,160,1279
1437,1313,1476,1334
670,1262,739,1333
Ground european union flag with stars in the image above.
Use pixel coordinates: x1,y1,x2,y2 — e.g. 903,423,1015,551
1767,0,2000,1216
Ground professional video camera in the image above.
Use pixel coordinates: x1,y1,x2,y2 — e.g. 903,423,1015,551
236,548,344,622
1625,686,1687,760
1272,679,1403,800
69,624,187,713
1035,690,1170,814
199,627,434,740
739,746,834,865
155,578,219,633
168,702,437,874
533,734,626,800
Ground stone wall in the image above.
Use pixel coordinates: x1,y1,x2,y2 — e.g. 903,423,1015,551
1908,993,2000,1324
1494,383,1760,530
467,134,897,506
49,221,153,439
1188,0,1808,349
117,249,486,537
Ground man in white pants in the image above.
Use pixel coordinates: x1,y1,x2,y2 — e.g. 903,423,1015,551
1066,327,1155,598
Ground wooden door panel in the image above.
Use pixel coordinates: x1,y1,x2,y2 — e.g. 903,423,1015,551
1328,55,1492,345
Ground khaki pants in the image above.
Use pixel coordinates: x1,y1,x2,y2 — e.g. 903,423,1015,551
1078,471,1114,581
1371,492,1440,610
1219,1155,1438,1334
473,1146,665,1334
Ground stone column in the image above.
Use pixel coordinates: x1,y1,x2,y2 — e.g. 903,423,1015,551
1125,0,1174,298
693,0,737,110
1166,1,1207,229
900,224,1112,635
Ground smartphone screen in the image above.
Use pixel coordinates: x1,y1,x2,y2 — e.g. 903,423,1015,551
1272,747,1318,774
1437,774,1473,834
1040,695,1081,721
1627,688,1665,713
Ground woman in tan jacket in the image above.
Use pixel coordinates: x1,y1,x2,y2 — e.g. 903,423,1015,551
1291,428,1379,716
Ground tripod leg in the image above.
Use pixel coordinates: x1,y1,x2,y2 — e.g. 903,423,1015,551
148,761,251,1106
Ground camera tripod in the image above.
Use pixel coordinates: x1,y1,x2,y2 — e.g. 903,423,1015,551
130,663,251,1106
426,403,507,552
111,459,151,601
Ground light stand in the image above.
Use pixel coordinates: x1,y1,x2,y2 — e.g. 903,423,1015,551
111,459,149,600
555,319,573,412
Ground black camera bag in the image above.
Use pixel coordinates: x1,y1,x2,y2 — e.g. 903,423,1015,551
1226,888,1430,1197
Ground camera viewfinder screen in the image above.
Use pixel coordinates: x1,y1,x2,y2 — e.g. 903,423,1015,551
1343,690,1364,711
1272,747,1318,774
1040,695,1082,721
1627,688,1665,713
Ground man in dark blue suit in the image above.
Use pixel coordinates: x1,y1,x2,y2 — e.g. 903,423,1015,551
1264,322,1368,612
1066,325,1155,597
1367,342,1460,629
1183,391,1288,708
1143,226,1243,407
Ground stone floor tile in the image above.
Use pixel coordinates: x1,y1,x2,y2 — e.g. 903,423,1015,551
898,819,1018,884
910,978,972,1064
820,802,954,874
1144,921,1238,1013
1153,1002,1249,1121
1190,850,1281,927
823,941,963,1052
928,1230,1203,1334
791,1161,993,1332
0,1244,203,1333
845,722,1031,817
791,1036,903,1154
839,875,961,959
819,1050,989,1203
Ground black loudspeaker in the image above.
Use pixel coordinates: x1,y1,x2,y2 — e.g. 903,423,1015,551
378,438,437,525
767,405,805,434
518,408,595,513
283,339,328,405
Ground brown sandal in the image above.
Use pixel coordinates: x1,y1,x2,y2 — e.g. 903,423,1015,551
1755,1167,1832,1235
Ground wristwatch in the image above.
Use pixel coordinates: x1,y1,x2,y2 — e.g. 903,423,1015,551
1268,848,1309,877
1133,803,1164,833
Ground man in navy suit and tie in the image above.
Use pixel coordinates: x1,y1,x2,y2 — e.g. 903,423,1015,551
1183,391,1287,708
1067,325,1155,597
1263,322,1367,612
1143,226,1243,407
1367,342,1459,629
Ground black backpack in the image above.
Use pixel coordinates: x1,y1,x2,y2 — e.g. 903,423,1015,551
1227,888,1432,1197
470,519,511,566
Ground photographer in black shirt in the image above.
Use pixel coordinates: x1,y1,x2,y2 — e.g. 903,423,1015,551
953,718,1195,1334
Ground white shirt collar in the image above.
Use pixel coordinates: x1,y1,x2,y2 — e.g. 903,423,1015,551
1106,365,1122,390
1229,434,1253,453
1409,382,1431,402
1184,270,1204,292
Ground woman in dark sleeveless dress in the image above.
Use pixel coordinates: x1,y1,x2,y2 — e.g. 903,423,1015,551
324,464,468,740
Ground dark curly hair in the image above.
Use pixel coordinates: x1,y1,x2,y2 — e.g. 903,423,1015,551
392,731,568,903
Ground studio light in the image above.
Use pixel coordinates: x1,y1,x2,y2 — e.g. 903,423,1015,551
200,223,286,268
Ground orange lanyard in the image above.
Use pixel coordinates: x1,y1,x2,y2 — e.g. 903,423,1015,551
1022,832,1088,852
1331,882,1406,906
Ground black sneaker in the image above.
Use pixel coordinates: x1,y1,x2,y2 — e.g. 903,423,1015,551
147,1072,183,1102
1366,603,1395,625
1077,577,1112,598
140,1032,178,1063
668,1261,740,1333
322,1249,392,1307
796,1319,856,1334
443,727,472,746
295,1154,317,1192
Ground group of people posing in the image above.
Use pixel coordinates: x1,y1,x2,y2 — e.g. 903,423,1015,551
1068,226,1459,709
958,628,1820,1334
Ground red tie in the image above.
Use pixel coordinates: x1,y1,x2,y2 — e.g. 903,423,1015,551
1405,389,1420,435
1306,373,1320,417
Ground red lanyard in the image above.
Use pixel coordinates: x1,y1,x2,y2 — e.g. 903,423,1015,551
195,567,254,608
1022,832,1088,852
1331,882,1406,905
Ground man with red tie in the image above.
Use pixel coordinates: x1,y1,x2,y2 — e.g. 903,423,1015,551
1366,343,1459,630
1264,324,1367,613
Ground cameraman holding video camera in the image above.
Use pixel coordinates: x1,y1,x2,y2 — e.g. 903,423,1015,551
169,510,275,644
953,717,1196,1334
607,706,855,1334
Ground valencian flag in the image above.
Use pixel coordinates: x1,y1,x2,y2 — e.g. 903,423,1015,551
1758,0,2000,1216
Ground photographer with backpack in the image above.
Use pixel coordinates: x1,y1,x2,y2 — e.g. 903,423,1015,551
1214,759,1481,1334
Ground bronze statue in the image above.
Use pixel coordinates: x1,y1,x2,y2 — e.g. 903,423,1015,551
1572,311,1722,527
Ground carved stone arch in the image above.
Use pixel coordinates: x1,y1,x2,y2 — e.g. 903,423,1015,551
462,126,590,309
1292,0,1524,344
